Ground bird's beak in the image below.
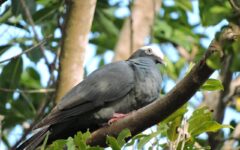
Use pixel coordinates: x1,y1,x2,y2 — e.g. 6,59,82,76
157,57,166,66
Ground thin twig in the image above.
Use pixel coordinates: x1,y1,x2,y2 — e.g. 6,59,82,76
12,43,59,150
229,0,240,12
0,40,46,63
11,0,59,146
19,0,52,72
0,87,55,93
0,115,4,149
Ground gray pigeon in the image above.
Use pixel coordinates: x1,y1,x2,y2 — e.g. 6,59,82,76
17,45,165,150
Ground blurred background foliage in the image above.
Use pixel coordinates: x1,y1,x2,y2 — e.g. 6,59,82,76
0,0,240,149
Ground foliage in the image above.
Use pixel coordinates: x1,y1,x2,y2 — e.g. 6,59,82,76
201,79,224,91
0,0,240,149
43,105,232,149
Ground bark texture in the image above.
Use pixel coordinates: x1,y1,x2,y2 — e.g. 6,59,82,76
113,0,162,61
56,0,97,102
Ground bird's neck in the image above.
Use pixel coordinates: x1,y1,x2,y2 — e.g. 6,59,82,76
129,57,156,68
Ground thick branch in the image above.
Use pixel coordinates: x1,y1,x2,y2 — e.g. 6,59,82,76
86,25,239,147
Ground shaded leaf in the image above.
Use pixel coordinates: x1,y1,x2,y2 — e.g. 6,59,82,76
12,0,36,17
0,57,23,88
167,116,182,141
20,67,41,89
0,44,12,56
41,131,50,150
137,131,161,149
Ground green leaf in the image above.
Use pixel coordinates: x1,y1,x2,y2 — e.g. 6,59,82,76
201,79,224,91
12,0,36,16
116,128,131,147
199,0,231,26
41,131,50,150
32,2,60,23
0,57,23,88
137,131,162,149
190,121,232,137
22,44,42,63
163,104,188,124
66,137,75,150
106,136,121,150
154,20,173,40
175,0,192,11
20,67,41,89
160,105,187,142
188,106,232,137
73,131,91,149
125,133,147,147
206,51,221,69
167,116,182,141
47,139,66,150
0,44,12,56
164,57,178,80
96,10,119,37
0,8,12,24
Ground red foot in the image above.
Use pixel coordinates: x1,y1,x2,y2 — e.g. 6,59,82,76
108,113,128,125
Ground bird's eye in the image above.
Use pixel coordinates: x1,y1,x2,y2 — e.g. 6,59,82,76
145,48,152,55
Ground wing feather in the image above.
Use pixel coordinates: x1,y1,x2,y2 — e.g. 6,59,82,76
35,61,134,128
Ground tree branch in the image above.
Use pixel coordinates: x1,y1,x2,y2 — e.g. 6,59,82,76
86,24,240,147
222,123,240,149
19,0,52,72
0,40,46,64
0,87,55,93
229,0,240,13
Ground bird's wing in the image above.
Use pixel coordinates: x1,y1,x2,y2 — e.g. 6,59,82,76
58,61,134,110
35,61,134,128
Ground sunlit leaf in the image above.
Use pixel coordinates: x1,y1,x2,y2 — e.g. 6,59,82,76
201,79,224,91
117,128,131,147
188,106,232,137
106,136,121,150
66,137,75,150
73,131,91,149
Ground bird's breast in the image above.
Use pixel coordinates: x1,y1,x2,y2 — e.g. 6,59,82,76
133,65,162,108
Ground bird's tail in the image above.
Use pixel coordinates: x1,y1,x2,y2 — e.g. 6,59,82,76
16,127,49,150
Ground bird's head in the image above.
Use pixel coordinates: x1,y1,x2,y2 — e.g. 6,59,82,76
128,45,165,65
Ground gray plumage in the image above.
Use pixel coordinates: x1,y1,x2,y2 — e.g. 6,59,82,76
17,46,164,150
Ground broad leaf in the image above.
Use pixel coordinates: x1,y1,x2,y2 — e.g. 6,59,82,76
201,79,224,91
188,106,232,137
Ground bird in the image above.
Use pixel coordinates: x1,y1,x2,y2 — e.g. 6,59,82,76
17,45,165,150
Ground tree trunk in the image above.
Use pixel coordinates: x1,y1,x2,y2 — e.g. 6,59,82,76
113,0,162,61
56,0,97,102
